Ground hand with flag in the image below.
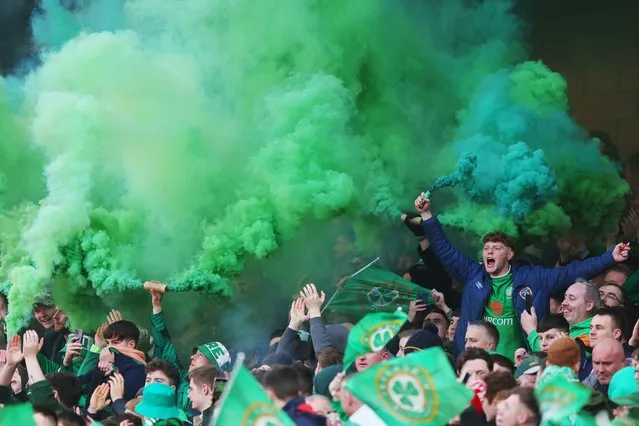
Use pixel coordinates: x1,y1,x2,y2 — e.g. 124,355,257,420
343,309,408,371
344,347,473,426
324,267,430,321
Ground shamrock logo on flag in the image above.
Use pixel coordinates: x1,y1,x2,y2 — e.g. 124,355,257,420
378,364,433,421
345,347,473,426
390,375,424,411
367,286,400,307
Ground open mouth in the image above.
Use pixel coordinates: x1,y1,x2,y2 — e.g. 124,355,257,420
356,360,368,370
486,258,495,268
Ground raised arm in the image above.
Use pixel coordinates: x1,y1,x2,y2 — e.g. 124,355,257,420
538,243,629,294
301,284,335,356
23,330,46,385
147,285,184,374
0,335,23,387
415,194,482,285
276,298,308,357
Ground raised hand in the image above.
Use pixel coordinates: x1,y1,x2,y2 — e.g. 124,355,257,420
108,373,125,402
63,339,84,367
5,335,24,366
301,283,326,318
288,297,309,330
612,242,631,263
88,383,111,414
150,288,164,315
520,307,538,335
514,348,528,367
94,323,108,349
431,289,450,313
328,372,345,401
408,299,428,324
414,193,432,219
107,310,123,324
22,330,43,359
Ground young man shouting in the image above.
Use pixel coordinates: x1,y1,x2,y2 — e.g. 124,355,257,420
414,194,630,357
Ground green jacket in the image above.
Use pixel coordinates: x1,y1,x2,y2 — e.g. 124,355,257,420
151,312,190,411
527,316,593,351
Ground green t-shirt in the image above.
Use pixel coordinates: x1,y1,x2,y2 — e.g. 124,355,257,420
483,272,525,360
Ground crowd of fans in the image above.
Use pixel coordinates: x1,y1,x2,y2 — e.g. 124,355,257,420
1,143,639,425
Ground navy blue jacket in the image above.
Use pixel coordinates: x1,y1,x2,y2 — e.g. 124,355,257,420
283,397,326,426
421,217,617,355
79,350,146,402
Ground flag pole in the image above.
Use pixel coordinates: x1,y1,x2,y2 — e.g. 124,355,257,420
320,257,380,314
349,257,380,278
321,289,341,314
212,352,245,426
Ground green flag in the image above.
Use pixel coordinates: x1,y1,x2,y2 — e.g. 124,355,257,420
535,376,594,426
0,403,36,426
344,347,472,426
343,309,408,370
324,268,430,320
213,356,294,426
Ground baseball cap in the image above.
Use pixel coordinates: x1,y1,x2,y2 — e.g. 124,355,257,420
515,356,540,379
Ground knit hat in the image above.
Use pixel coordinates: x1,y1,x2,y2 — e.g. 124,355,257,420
313,365,342,399
135,383,181,419
515,356,540,379
194,341,231,371
403,328,443,355
547,337,580,368
609,367,639,406
325,324,348,354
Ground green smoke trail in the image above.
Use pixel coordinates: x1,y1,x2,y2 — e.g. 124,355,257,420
0,0,626,336
437,61,628,238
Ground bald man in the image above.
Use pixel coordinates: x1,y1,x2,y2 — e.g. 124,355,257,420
583,338,626,396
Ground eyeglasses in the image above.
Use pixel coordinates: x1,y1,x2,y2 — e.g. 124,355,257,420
599,291,622,304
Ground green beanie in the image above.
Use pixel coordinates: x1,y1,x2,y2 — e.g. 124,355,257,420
195,341,231,371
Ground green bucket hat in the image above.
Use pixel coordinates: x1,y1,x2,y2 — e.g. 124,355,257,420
195,341,231,371
609,366,639,406
135,383,181,419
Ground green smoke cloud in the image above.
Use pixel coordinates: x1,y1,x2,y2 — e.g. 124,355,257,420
438,61,628,238
0,0,626,336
